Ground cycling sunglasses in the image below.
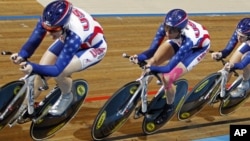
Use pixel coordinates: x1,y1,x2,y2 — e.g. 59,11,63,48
164,24,181,34
42,22,62,32
236,31,247,38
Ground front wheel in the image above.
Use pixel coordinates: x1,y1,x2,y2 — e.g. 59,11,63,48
91,81,141,141
0,81,25,131
178,73,221,121
30,79,88,140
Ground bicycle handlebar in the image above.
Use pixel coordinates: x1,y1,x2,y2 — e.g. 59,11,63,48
1,51,12,55
209,50,239,77
122,53,147,68
122,53,162,83
1,51,49,91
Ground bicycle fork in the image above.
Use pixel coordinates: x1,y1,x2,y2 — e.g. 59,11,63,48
117,84,143,116
207,76,224,104
26,75,35,115
141,79,148,113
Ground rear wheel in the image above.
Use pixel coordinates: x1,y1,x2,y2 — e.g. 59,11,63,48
30,79,88,140
142,79,188,134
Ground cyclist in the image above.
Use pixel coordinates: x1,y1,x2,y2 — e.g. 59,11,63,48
10,0,107,116
212,18,250,98
130,8,210,124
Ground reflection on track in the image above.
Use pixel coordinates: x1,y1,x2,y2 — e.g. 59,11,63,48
107,117,250,140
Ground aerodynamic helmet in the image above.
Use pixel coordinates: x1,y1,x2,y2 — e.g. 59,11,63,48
42,0,73,30
164,9,188,30
236,18,250,37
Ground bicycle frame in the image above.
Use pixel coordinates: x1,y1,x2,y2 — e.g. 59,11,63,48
118,53,164,116
206,70,228,104
118,72,155,116
201,57,239,104
209,54,239,103
208,68,242,105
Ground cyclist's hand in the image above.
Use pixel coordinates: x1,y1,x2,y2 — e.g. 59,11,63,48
211,52,222,60
223,62,233,71
144,64,151,73
19,61,33,74
10,53,24,64
129,54,139,64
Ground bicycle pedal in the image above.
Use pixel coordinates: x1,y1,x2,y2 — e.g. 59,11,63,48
145,111,162,120
17,112,32,124
209,94,221,104
17,117,31,124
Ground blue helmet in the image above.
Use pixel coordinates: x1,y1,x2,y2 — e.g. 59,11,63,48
42,0,73,28
164,9,188,30
236,18,250,36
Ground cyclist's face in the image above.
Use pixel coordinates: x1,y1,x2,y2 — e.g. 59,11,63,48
164,25,181,39
42,23,63,39
47,30,63,40
236,31,248,43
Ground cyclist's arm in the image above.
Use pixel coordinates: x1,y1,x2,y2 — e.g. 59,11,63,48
137,23,165,62
29,31,81,77
18,18,47,59
232,54,250,70
150,38,193,73
220,30,238,58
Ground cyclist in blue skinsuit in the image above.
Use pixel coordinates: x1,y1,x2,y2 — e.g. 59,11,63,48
130,9,211,124
212,18,250,98
10,0,107,116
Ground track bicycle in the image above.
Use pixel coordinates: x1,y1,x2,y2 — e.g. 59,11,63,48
178,57,247,121
91,53,189,140
0,51,89,140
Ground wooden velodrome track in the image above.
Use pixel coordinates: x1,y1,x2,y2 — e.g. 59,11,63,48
1,1,250,141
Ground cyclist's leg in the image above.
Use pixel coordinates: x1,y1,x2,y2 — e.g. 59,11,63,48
226,49,243,81
228,44,249,80
229,46,250,97
146,41,175,66
148,41,184,123
165,46,209,105
153,64,186,124
162,63,187,105
33,52,55,99
145,41,184,123
32,40,70,115
48,56,80,115
155,45,209,124
228,48,243,64
240,52,250,80
33,40,62,100
49,39,107,115
230,64,250,97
